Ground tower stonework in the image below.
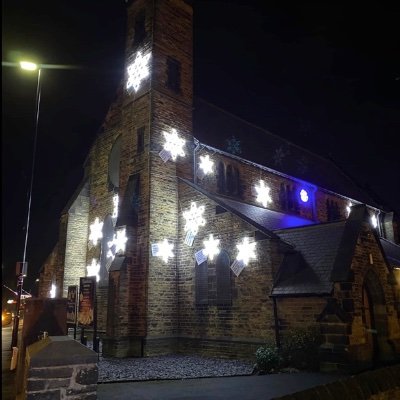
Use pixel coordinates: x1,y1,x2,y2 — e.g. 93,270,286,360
103,0,193,357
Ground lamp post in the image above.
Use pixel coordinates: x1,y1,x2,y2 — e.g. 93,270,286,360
11,61,42,349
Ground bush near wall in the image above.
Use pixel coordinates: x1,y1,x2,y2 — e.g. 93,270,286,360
255,327,321,373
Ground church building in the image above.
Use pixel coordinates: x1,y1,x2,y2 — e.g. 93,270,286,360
38,0,400,372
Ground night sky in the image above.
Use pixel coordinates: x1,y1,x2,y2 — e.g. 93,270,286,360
2,1,400,294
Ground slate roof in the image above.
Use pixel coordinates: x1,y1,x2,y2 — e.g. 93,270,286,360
271,221,346,296
213,195,315,231
380,238,400,267
193,97,380,209
180,178,313,242
180,180,396,296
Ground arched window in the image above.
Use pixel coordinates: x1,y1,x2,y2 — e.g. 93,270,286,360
195,261,208,305
216,251,231,305
108,136,121,191
99,215,114,283
217,162,225,193
132,10,146,48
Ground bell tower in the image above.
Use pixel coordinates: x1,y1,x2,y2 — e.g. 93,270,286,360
103,0,193,357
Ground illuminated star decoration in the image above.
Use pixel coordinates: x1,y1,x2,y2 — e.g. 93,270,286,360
183,202,206,236
203,234,220,261
107,228,128,259
300,189,309,203
163,128,185,161
89,217,103,246
112,194,119,219
199,155,214,175
255,180,272,208
126,51,151,92
346,202,354,217
157,239,174,263
50,284,56,299
236,237,256,266
86,259,101,282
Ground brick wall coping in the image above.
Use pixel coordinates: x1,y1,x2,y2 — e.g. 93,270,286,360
27,336,98,368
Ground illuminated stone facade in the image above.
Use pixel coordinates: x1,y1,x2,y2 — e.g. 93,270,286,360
39,0,400,371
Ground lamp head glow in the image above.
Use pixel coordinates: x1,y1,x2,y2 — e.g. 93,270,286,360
236,237,256,266
371,214,378,229
199,155,214,175
20,61,38,71
183,202,206,235
299,189,309,203
203,234,220,261
255,180,272,208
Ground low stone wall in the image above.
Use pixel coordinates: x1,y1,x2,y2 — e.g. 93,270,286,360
24,336,98,400
272,364,400,400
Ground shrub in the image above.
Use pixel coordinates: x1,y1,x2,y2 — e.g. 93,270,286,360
255,339,281,373
280,326,321,370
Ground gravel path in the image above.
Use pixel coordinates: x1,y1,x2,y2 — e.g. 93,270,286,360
98,354,254,383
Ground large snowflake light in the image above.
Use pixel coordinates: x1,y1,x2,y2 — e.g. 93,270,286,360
163,128,185,161
126,51,151,92
203,234,220,261
183,202,205,235
89,217,103,246
86,258,100,282
199,155,214,175
236,237,256,266
107,227,128,258
157,239,174,263
255,180,272,208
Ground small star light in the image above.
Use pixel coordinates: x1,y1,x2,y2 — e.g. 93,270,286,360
371,214,378,229
158,239,174,263
346,202,353,217
300,189,309,203
255,180,272,208
203,234,220,261
163,129,185,161
114,228,129,254
86,258,100,282
199,155,214,175
126,51,151,92
183,202,206,235
50,284,56,299
89,217,103,246
236,237,256,266
112,194,119,219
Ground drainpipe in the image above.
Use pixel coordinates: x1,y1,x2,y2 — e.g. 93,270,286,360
193,139,200,184
272,297,281,349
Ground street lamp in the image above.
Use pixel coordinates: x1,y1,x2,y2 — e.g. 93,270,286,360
11,60,42,349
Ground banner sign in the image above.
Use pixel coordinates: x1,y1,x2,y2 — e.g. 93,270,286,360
78,277,96,327
66,285,78,325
